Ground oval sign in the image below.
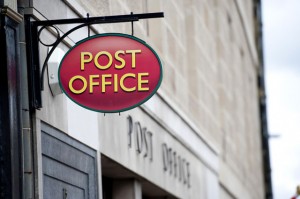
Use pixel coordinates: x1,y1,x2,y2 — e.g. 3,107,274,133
59,33,163,113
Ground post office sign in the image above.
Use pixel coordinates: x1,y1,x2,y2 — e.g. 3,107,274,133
58,33,163,113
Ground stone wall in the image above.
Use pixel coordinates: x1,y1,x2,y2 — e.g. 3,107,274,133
31,0,265,198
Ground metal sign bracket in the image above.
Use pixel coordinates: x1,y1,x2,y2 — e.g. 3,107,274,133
24,12,164,109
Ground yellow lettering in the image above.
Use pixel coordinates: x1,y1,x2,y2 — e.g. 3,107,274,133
94,51,112,70
138,73,149,91
80,52,93,71
69,75,87,94
126,50,141,68
101,74,112,93
120,73,136,92
115,50,125,69
89,75,100,93
114,74,118,92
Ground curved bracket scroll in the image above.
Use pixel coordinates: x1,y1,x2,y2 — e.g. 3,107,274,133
40,22,94,90
25,12,164,109
40,17,140,90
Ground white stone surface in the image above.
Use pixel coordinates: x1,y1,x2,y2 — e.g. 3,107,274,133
66,99,99,149
32,0,265,198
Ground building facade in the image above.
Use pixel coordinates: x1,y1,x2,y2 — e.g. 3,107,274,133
0,0,272,199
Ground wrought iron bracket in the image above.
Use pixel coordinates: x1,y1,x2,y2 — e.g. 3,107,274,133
24,12,164,109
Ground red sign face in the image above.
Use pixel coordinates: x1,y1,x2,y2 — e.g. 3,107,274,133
59,33,163,113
